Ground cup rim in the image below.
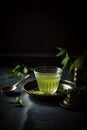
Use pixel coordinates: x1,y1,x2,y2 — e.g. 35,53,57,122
34,66,62,74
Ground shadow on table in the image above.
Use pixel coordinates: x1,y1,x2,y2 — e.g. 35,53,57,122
28,94,87,112
23,101,87,130
29,94,65,107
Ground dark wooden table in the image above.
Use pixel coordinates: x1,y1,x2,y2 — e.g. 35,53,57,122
0,67,87,130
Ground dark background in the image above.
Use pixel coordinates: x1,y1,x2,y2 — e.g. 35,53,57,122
0,1,86,66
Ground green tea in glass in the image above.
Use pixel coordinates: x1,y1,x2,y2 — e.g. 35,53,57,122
34,66,62,94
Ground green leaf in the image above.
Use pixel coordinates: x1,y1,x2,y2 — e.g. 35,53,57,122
19,99,24,106
69,63,74,73
16,97,19,103
13,65,21,70
17,72,24,77
23,66,28,74
8,71,18,78
8,64,30,78
56,47,70,71
15,97,24,107
56,47,65,57
61,53,70,69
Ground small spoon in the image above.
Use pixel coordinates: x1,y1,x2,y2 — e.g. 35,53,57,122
1,74,30,94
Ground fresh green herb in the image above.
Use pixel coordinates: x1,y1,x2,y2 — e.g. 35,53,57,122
28,89,67,96
8,64,33,78
28,90,46,95
56,47,87,73
15,97,24,107
56,47,74,73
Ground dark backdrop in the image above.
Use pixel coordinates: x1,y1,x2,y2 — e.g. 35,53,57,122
0,2,86,66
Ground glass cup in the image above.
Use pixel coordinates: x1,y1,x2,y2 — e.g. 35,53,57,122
34,66,62,94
